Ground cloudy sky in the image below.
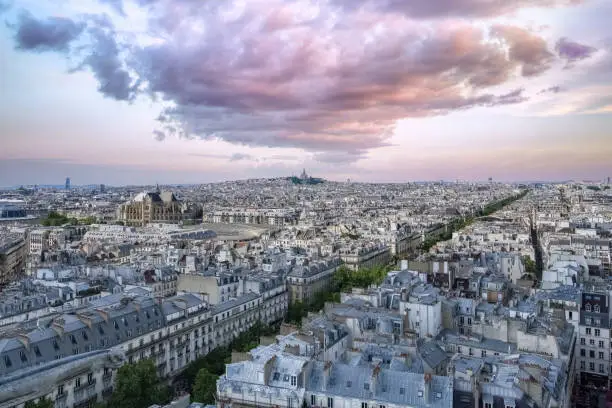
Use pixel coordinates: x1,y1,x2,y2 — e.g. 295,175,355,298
1,0,611,186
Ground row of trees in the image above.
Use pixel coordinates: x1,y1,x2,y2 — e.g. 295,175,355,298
286,264,393,325
420,189,529,251
174,321,278,404
41,211,97,226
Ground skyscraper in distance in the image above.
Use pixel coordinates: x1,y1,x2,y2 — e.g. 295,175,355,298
65,177,70,190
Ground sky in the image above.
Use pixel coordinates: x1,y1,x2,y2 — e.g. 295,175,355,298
0,0,611,186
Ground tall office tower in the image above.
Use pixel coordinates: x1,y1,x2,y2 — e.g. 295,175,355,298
65,177,71,190
100,184,106,193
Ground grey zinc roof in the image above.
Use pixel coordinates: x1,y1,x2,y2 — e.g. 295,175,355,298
308,361,453,408
212,292,260,315
0,295,165,376
438,329,516,354
418,340,448,370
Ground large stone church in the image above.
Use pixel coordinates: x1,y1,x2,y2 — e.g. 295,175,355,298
116,188,188,227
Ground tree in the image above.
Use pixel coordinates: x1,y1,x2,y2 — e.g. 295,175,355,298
24,397,53,408
192,368,218,404
109,359,169,408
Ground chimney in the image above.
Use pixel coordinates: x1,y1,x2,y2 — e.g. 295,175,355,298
371,364,381,395
424,373,432,404
322,361,332,391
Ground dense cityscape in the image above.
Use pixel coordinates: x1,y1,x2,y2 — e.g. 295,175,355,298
1,0,610,406
0,176,611,408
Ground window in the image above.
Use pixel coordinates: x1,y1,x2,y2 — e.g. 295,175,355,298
4,355,12,367
600,352,605,359
361,403,368,408
99,326,105,335
596,329,601,337
586,304,592,312
379,406,386,408
327,397,334,408
291,376,297,386
600,364,605,373
590,362,595,371
114,321,119,329
586,328,592,335
590,339,595,346
123,317,128,327
82,331,89,341
481,350,487,357
581,361,585,369
590,350,595,358
595,305,600,313
311,395,316,405
457,346,462,353
53,340,59,350
75,378,81,388
399,387,405,395
346,381,352,388
19,351,27,363
58,385,64,395
485,403,492,408
581,349,586,356
364,383,370,391
581,338,586,345
70,334,77,345
601,341,606,348
34,346,41,357
88,373,94,384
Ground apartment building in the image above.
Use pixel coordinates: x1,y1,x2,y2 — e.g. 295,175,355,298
576,290,611,390
0,235,26,286
0,291,266,406
287,257,341,304
339,244,391,271
216,331,453,408
0,349,125,408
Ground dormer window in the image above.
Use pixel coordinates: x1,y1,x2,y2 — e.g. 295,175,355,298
586,304,592,312
70,334,77,345
594,305,600,313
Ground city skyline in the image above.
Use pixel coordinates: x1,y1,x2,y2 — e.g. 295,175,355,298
1,0,611,185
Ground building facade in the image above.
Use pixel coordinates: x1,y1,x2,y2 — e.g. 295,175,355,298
0,235,26,286
287,258,341,304
117,190,187,227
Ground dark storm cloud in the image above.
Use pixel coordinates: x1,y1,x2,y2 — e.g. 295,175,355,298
14,13,85,52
